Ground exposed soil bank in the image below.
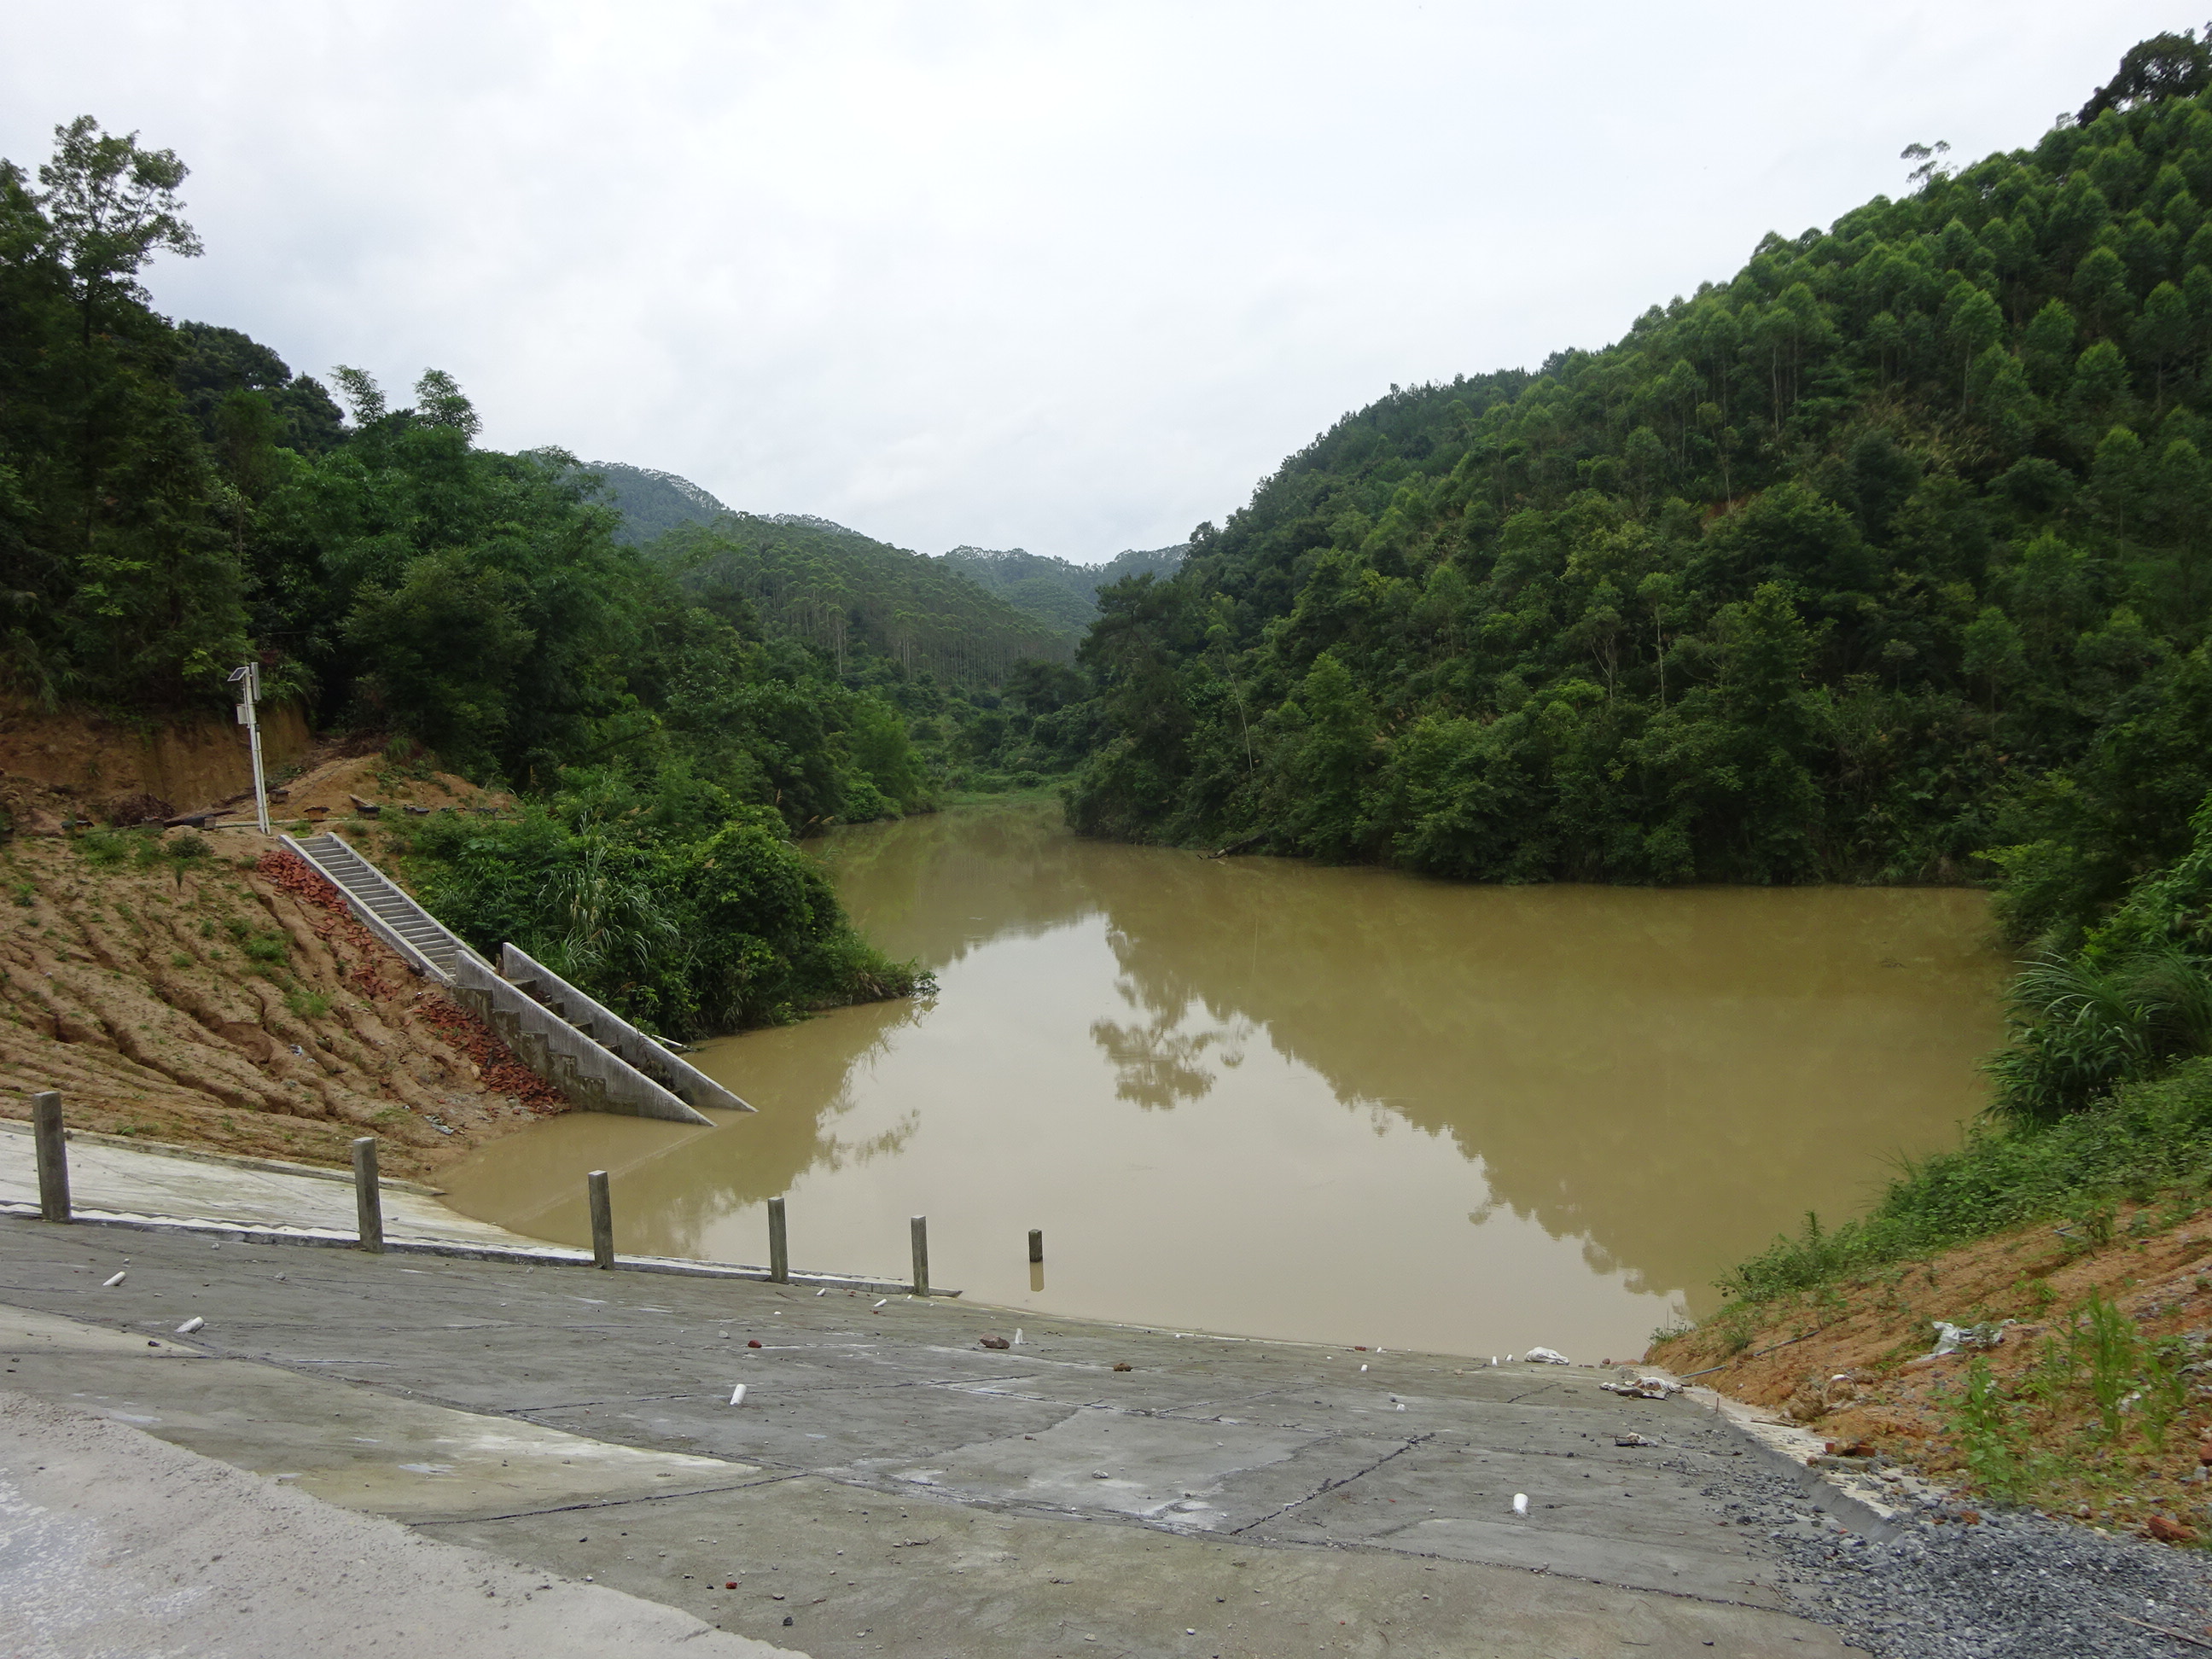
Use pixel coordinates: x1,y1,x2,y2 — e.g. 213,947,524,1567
1650,1206,2212,1542
0,824,558,1182
0,694,314,823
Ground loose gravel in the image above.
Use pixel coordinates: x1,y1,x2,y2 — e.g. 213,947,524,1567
1702,1451,2212,1657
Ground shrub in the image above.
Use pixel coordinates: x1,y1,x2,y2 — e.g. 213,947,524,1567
403,789,928,1040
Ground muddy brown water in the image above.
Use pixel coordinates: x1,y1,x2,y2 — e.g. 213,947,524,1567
438,800,2009,1359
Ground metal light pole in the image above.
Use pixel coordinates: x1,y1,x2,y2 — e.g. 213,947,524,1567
229,662,270,834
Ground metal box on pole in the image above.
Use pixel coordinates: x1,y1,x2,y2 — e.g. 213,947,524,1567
229,662,270,834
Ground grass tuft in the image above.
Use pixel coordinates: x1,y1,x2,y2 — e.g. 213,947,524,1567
1723,1059,2212,1304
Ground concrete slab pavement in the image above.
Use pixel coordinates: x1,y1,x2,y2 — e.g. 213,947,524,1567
3,1214,1860,1657
0,1388,803,1659
1,1302,765,1521
0,1117,532,1247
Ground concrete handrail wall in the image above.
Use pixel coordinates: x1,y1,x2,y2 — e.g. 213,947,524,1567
498,943,753,1114
450,956,712,1126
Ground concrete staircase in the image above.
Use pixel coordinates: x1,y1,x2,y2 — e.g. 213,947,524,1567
281,833,714,1125
285,832,480,985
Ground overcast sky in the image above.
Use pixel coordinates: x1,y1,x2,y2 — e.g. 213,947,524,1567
1,3,2185,561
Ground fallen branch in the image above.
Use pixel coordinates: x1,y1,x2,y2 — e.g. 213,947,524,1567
2110,1612,2212,1650
1208,830,1275,859
1677,1324,1835,1380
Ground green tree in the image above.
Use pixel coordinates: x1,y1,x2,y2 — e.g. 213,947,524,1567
36,116,201,348
2131,280,2195,405
2079,29,2212,124
1961,606,2027,710
2072,245,2136,338
1276,650,1377,860
1942,281,2004,410
344,552,535,773
2022,299,2079,395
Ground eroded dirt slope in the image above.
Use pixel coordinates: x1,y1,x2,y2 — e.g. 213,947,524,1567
245,748,515,824
1650,1211,2212,1537
0,830,561,1180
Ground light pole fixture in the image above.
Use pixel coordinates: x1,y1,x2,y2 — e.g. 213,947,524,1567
228,662,271,835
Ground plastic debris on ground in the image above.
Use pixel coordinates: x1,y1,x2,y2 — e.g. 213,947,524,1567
1601,1373,1681,1399
1525,1346,1571,1365
1928,1318,2009,1357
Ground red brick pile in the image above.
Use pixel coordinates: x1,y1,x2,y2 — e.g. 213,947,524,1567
414,993,568,1113
255,847,565,1114
253,848,398,1001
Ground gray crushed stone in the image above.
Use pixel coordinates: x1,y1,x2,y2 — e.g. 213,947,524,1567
1700,1452,2212,1657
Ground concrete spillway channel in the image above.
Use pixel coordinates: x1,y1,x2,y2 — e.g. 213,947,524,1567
3,1204,1869,1656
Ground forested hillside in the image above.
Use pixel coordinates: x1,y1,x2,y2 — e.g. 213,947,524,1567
580,464,1173,654
589,472,1161,668
1071,38,2212,930
940,543,1186,632
1061,32,2212,1132
651,515,1074,681
0,118,929,1037
585,461,728,544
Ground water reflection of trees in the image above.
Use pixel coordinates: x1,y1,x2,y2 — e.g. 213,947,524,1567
1076,848,2003,1303
1090,986,1252,1111
807,802,1099,971
573,807,1097,1256
593,804,2001,1301
552,998,928,1258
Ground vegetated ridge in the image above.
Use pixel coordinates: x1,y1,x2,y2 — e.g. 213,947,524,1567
1068,45,2212,914
583,459,730,544
940,543,1188,632
585,458,1184,647
649,512,1076,682
572,464,1097,783
1613,33,2212,1540
1059,25,2212,1184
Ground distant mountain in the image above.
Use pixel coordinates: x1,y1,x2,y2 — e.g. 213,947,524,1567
582,462,730,544
939,544,1188,632
653,513,1075,683
586,460,1180,666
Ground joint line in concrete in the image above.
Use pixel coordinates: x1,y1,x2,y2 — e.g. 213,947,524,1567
407,1474,803,1527
1226,1432,1435,1536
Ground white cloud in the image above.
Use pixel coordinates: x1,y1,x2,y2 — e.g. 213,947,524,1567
0,1,2180,558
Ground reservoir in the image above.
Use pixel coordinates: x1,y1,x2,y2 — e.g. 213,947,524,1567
438,800,2009,1359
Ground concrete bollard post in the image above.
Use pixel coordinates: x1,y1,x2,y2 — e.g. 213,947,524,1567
588,1170,614,1269
910,1214,929,1298
32,1091,69,1224
1028,1227,1044,1264
767,1196,789,1284
352,1137,384,1253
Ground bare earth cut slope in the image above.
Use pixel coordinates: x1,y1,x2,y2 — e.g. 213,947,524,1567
1652,1204,2212,1535
0,826,561,1181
